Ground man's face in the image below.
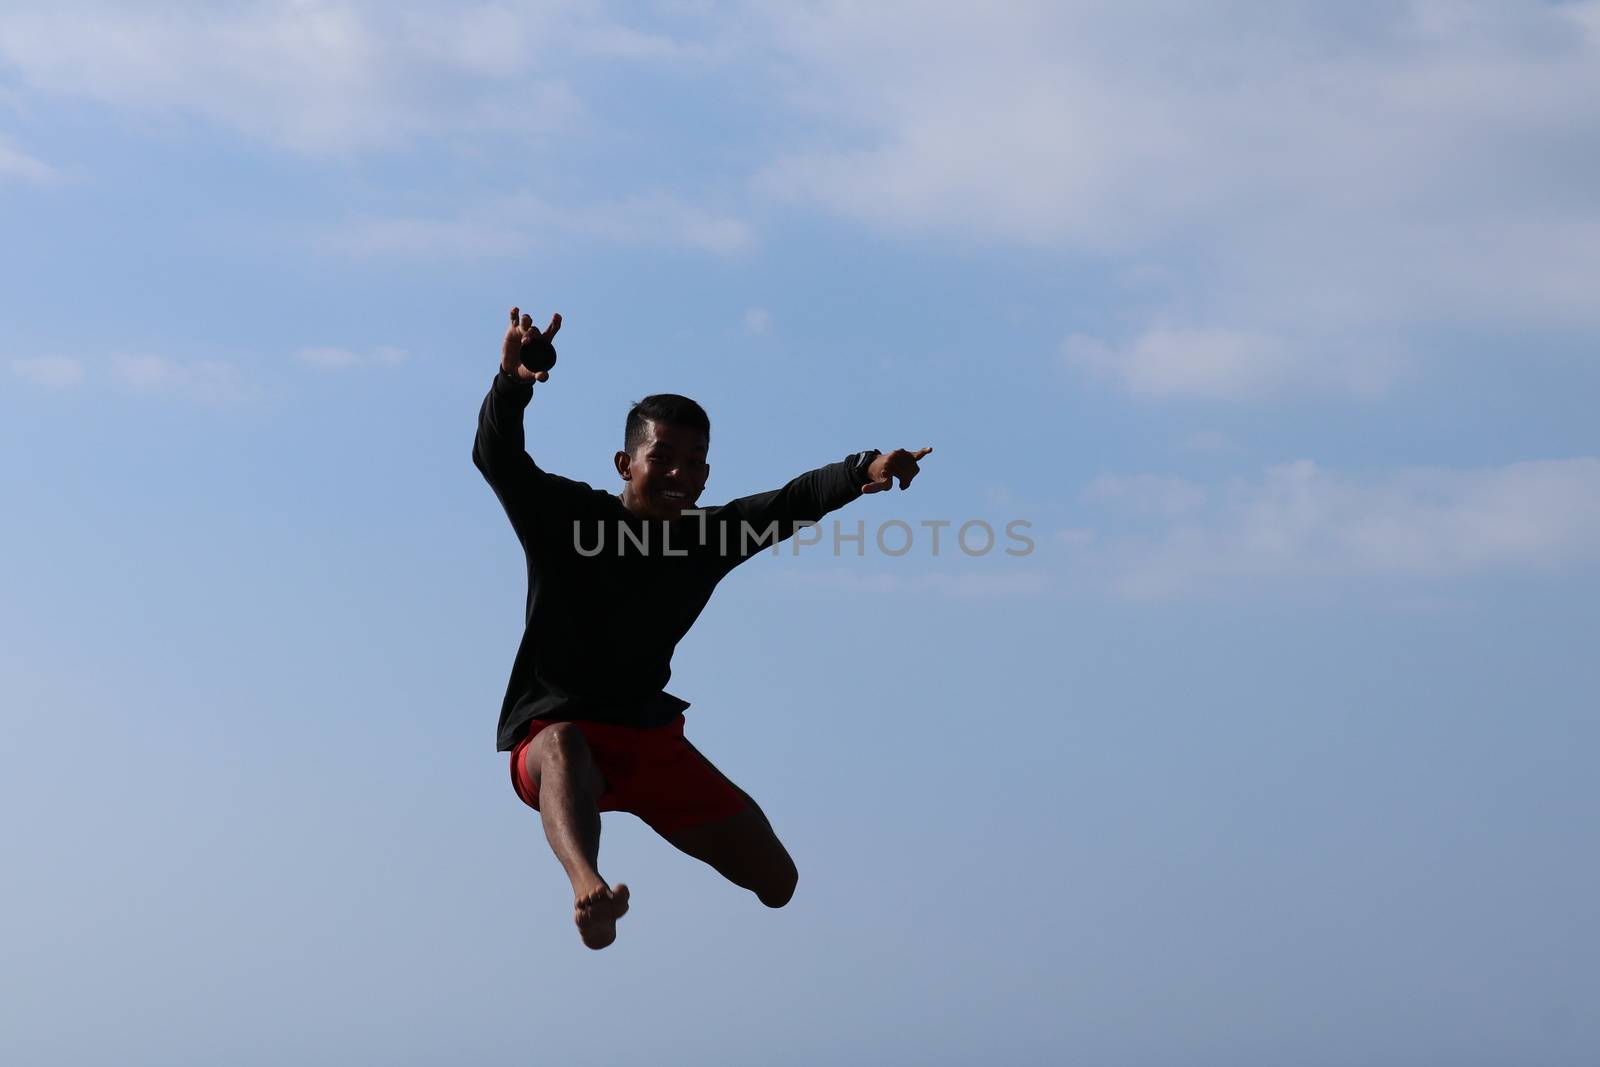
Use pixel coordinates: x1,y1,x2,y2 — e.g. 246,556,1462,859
616,420,710,520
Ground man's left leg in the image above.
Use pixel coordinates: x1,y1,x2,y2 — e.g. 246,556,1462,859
658,741,798,908
663,803,799,907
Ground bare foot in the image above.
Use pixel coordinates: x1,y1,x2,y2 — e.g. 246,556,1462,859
573,882,630,950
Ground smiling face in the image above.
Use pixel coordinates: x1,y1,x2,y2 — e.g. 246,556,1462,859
615,419,710,520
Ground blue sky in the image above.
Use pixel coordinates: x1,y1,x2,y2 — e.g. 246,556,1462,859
3,2,1598,1064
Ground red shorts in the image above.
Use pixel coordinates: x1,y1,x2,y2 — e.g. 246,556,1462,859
510,714,748,835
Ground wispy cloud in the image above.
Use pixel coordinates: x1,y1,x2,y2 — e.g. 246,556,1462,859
318,214,524,260
8,2,1596,402
574,193,755,255
0,135,58,184
321,192,754,260
10,355,84,387
1062,327,1402,400
109,353,251,407
0,2,727,156
12,350,253,405
1179,430,1242,457
295,345,407,371
1085,474,1209,520
0,3,588,154
1081,457,1600,598
751,0,1600,398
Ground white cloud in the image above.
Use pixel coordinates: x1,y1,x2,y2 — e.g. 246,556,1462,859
1062,326,1402,400
320,215,525,260
1086,474,1209,520
109,353,250,407
748,0,1600,397
573,193,755,255
295,345,407,370
1179,430,1241,457
1080,457,1600,598
322,192,753,260
0,136,58,184
7,2,1595,402
0,2,592,153
11,352,250,403
10,355,84,388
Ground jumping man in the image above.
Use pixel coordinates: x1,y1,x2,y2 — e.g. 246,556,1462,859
473,306,932,949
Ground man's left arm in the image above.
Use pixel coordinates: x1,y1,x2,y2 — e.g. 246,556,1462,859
720,446,934,558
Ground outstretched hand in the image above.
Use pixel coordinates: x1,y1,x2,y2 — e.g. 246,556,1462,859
862,447,934,493
502,306,562,382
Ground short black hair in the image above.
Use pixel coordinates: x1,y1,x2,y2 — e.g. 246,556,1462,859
625,393,710,455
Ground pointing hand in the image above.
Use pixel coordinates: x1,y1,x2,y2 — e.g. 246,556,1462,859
862,447,934,493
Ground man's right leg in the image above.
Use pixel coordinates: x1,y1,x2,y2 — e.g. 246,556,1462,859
523,722,630,949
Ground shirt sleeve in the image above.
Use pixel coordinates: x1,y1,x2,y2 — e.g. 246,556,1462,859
717,450,879,565
472,372,592,550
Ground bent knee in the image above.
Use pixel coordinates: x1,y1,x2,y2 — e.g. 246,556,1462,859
539,722,591,763
758,865,798,909
530,722,604,796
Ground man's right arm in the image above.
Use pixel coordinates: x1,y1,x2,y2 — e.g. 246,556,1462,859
471,370,551,544
473,368,539,489
473,307,579,547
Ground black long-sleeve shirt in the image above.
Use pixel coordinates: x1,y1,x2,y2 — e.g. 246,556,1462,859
474,372,877,751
